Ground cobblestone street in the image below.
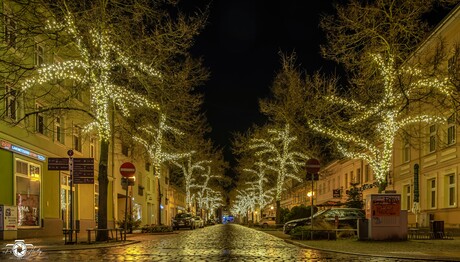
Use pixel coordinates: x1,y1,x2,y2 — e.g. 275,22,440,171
0,224,434,261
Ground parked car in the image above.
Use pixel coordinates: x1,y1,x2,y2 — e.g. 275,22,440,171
193,216,204,228
283,210,325,234
259,216,276,228
206,219,216,226
172,213,196,230
283,208,365,234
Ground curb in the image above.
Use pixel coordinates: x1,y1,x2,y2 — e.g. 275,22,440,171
23,240,141,252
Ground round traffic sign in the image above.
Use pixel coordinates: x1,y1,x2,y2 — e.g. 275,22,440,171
120,162,136,177
306,158,320,174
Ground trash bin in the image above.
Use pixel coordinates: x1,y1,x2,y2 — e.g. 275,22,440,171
358,218,368,240
430,220,444,239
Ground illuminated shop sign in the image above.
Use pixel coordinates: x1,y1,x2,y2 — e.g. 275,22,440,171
0,140,46,161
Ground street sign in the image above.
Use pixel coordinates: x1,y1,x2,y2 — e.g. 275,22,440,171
333,189,341,198
73,158,94,184
120,162,136,177
48,158,70,171
306,158,320,174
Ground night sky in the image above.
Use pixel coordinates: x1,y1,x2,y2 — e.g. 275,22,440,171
190,1,336,167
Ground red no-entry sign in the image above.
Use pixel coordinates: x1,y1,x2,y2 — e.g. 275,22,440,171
306,158,320,174
120,162,136,177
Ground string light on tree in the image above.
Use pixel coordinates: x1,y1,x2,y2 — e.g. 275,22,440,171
249,124,308,202
22,12,162,141
308,53,451,189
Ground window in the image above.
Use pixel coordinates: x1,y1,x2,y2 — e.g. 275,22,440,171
345,173,348,188
15,159,41,227
121,144,129,156
403,185,411,211
350,171,354,183
54,116,64,143
35,103,45,135
448,54,460,86
429,125,436,153
73,126,81,152
94,181,99,225
34,43,44,67
447,114,456,146
145,162,151,172
428,178,436,209
5,84,17,121
365,165,370,182
356,168,361,184
446,174,456,207
403,136,410,162
4,10,16,47
90,137,96,158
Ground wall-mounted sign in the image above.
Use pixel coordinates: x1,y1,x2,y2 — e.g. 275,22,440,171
1,140,45,161
371,194,401,217
333,189,341,198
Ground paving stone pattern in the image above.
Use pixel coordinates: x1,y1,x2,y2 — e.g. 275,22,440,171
0,224,429,261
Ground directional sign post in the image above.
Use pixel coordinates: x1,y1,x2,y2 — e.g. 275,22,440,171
48,158,70,170
73,158,94,184
306,158,320,240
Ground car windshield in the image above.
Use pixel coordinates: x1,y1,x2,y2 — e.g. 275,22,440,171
176,213,191,219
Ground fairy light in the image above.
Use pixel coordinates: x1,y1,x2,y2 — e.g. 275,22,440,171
195,166,221,210
249,124,308,201
243,161,275,210
171,153,211,208
308,53,452,185
23,12,161,141
134,114,185,179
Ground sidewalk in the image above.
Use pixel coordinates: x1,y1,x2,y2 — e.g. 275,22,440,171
0,232,175,252
263,229,460,261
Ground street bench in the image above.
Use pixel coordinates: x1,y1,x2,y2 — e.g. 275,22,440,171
86,228,125,244
63,229,80,244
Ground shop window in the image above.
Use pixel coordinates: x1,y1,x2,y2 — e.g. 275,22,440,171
15,159,41,227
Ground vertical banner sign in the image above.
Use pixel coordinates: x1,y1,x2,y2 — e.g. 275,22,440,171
413,164,419,203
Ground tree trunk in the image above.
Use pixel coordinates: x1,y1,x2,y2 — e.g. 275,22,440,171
96,139,109,241
276,200,281,224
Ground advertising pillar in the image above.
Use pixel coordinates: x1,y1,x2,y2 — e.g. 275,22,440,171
367,194,408,240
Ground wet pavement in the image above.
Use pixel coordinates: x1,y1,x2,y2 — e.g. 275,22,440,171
0,224,438,261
